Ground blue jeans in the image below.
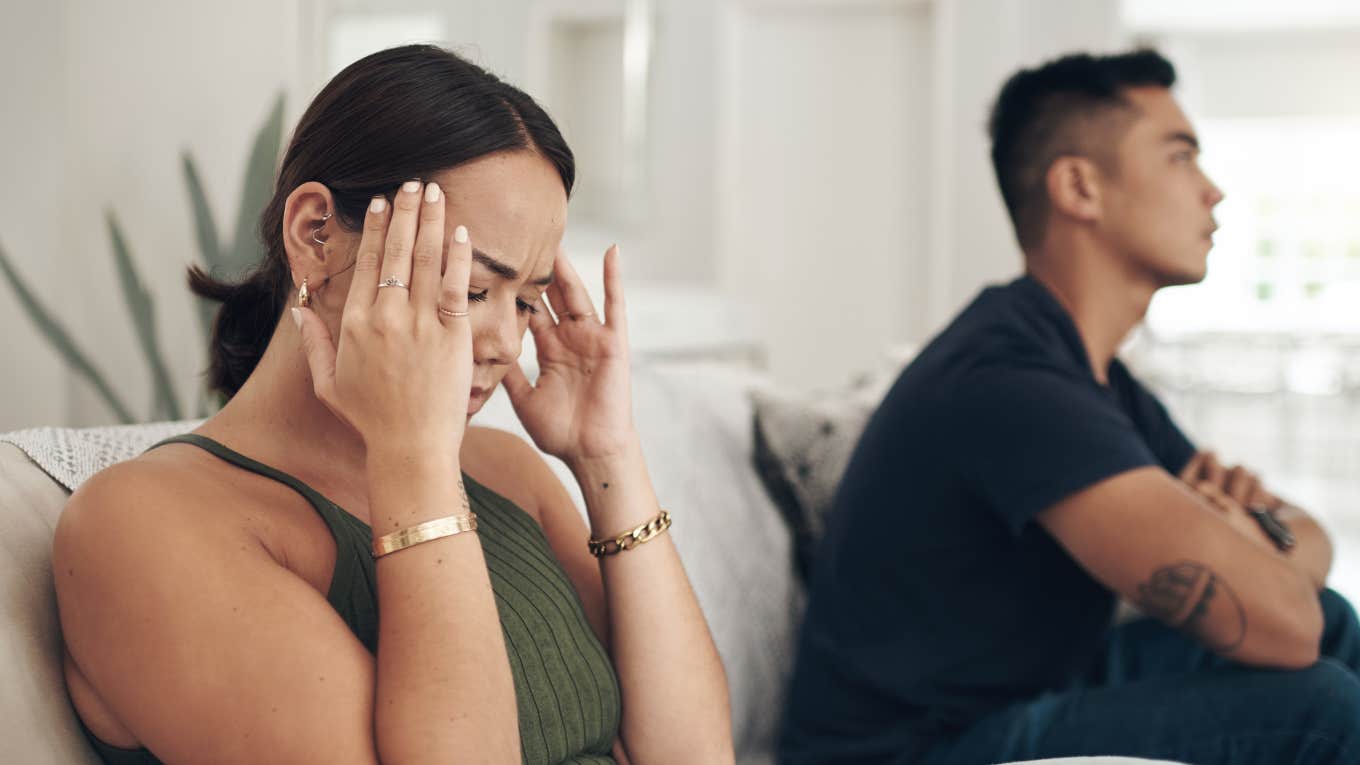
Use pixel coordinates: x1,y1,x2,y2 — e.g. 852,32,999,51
916,589,1360,765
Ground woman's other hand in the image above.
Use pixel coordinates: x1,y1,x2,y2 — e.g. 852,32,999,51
503,245,638,467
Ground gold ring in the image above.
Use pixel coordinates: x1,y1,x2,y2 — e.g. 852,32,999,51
438,306,469,318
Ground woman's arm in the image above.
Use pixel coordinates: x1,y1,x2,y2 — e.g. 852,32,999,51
570,443,734,764
366,451,519,763
501,246,735,764
294,182,520,762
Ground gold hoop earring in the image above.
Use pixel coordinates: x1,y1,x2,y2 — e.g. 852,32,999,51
297,277,310,308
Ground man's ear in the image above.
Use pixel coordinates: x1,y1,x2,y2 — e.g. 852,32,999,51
281,181,338,288
1045,156,1103,226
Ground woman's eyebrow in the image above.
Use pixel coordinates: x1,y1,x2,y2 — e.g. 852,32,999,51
472,249,554,285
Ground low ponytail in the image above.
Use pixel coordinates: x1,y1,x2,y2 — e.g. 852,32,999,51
187,254,290,400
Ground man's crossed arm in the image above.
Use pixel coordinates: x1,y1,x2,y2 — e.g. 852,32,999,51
1179,450,1333,590
1037,463,1326,670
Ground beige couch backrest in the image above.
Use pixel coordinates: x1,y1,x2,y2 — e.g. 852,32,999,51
0,442,102,764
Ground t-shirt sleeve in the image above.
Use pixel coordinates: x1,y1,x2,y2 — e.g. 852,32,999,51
1111,361,1197,475
945,363,1164,536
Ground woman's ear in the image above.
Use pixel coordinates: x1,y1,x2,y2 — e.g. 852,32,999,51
281,182,338,288
1045,156,1103,226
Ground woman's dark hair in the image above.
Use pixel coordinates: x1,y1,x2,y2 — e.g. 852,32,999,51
189,44,575,399
987,49,1175,250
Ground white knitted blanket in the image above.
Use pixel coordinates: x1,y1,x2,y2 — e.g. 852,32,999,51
0,419,204,492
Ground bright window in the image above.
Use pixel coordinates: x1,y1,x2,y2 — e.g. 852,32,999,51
1147,117,1360,337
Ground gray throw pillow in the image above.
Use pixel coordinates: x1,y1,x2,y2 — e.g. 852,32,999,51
750,347,914,584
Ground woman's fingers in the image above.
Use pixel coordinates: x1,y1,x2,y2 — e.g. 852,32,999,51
545,279,569,321
549,247,599,322
438,224,473,324
602,244,627,333
410,181,446,310
501,362,534,405
375,179,423,309
291,306,337,403
346,195,391,310
527,295,563,355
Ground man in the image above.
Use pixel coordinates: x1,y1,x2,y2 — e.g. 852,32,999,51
779,49,1360,765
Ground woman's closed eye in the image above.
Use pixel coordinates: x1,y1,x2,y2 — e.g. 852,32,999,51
468,289,539,315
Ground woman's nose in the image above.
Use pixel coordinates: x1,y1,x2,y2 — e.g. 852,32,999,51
472,301,521,366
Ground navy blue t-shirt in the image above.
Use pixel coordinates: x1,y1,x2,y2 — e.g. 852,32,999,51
779,275,1197,765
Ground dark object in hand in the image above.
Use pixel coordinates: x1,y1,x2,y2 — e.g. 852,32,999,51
1246,504,1297,552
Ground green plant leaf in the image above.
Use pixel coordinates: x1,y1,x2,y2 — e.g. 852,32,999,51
183,153,224,271
0,240,135,423
182,152,224,342
226,92,285,276
106,211,183,421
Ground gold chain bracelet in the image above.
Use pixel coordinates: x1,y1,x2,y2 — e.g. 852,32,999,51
587,510,672,558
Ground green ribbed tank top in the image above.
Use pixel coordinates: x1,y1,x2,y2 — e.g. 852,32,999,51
80,433,620,765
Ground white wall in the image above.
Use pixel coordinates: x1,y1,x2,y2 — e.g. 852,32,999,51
0,1,68,431
60,1,311,426
925,0,1122,332
717,0,933,387
0,0,1133,427
0,0,314,428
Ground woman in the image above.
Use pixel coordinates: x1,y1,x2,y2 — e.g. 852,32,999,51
53,44,733,764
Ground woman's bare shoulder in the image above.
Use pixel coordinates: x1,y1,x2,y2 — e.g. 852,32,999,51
59,445,234,539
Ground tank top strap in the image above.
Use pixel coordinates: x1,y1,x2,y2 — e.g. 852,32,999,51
144,433,363,534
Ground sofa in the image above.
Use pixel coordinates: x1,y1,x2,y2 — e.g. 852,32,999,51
0,360,1181,765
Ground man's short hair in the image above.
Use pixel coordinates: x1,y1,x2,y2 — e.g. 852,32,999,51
988,49,1176,250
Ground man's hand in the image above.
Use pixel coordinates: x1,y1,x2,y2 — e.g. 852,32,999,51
1180,451,1280,510
1180,450,1332,589
1185,476,1279,552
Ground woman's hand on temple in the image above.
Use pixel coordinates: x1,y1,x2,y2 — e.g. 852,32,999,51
503,245,639,467
292,180,475,459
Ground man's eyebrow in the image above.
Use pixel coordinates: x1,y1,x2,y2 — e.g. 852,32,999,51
1165,131,1200,150
471,249,554,286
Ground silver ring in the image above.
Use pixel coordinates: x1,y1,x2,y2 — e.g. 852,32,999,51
377,276,409,290
438,306,469,318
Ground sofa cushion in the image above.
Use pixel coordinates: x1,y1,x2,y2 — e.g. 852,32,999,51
750,348,914,584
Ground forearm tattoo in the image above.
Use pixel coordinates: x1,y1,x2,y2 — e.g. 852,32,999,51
1136,561,1247,652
